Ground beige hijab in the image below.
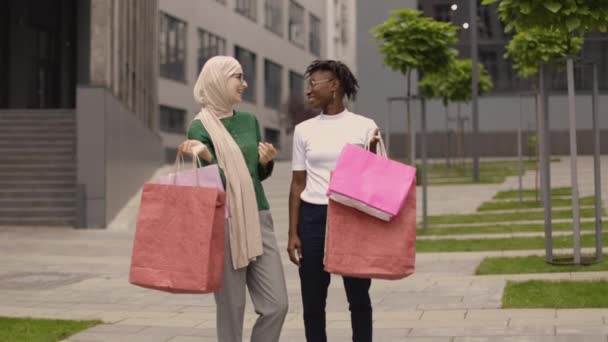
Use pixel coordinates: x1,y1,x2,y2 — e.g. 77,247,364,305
192,56,262,270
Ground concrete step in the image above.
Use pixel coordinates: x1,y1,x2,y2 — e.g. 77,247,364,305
0,198,75,208
0,164,75,172
0,172,75,181
0,164,76,172
0,110,75,120
0,146,75,154
0,155,75,163
0,140,75,148
0,133,76,140
0,182,76,190
0,125,75,133
0,116,74,123
0,150,75,157
0,217,76,227
0,207,75,217
0,189,76,199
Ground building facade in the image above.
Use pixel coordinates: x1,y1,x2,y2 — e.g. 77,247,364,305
158,0,328,161
357,0,608,158
0,0,162,228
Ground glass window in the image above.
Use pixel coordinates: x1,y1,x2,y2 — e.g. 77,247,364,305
236,0,257,22
289,71,304,101
159,105,186,134
234,45,257,103
159,12,187,81
264,0,283,36
433,4,451,22
264,127,281,149
289,1,305,48
264,59,283,110
309,14,321,56
197,29,226,74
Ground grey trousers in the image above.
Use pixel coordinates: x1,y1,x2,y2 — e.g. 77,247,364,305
214,210,289,342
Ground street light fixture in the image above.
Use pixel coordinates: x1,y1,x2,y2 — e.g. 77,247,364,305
451,4,458,11
462,22,469,29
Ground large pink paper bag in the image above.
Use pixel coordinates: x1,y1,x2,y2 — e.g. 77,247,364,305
129,183,226,293
325,183,416,280
155,164,229,218
328,144,416,221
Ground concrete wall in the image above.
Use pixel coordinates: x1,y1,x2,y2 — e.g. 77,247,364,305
77,86,162,228
89,0,159,130
158,0,327,161
355,1,608,159
355,0,417,116
326,0,357,72
386,93,608,158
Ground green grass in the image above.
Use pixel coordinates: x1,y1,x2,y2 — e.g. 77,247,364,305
417,232,605,252
426,208,600,226
494,187,572,199
478,196,596,211
418,160,541,185
417,221,596,236
0,317,100,342
503,280,608,308
476,255,608,275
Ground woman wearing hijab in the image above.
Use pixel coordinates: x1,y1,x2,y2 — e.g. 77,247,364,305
287,60,380,342
179,56,288,342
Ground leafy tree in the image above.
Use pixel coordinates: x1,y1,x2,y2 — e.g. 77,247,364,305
419,59,493,166
372,8,458,165
505,28,583,80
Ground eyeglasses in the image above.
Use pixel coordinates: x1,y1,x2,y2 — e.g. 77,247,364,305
307,78,334,89
231,73,245,82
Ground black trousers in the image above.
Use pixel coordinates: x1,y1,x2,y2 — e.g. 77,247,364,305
297,201,373,342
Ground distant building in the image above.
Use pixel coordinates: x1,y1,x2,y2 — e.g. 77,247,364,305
158,0,330,161
0,0,161,228
356,0,608,158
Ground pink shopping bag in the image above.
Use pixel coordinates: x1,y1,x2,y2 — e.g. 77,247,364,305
327,143,416,221
325,183,416,280
129,183,226,293
155,163,229,218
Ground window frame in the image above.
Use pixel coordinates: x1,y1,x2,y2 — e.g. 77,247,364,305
264,59,283,110
289,70,305,101
235,0,258,22
288,0,305,48
309,13,321,56
159,12,187,82
264,0,283,36
197,29,227,75
234,45,258,103
264,127,281,149
159,104,187,134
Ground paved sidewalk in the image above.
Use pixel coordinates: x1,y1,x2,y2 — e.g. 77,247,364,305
0,157,606,341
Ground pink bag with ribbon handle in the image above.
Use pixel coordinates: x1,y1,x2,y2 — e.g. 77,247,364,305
327,136,416,221
129,154,226,293
155,156,229,218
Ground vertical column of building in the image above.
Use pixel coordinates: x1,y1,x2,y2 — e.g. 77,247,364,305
149,0,160,131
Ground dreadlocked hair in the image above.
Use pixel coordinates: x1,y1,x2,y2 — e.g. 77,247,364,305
305,60,359,100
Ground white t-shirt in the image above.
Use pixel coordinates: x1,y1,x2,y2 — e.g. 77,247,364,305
292,109,378,205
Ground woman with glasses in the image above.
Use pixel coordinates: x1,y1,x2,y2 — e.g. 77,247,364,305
179,56,288,342
288,59,380,342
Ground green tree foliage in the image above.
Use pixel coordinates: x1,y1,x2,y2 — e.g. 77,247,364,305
371,8,459,75
505,28,583,79
482,0,608,34
419,59,494,105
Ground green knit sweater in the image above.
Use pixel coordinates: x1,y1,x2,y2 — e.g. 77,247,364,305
187,111,273,210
